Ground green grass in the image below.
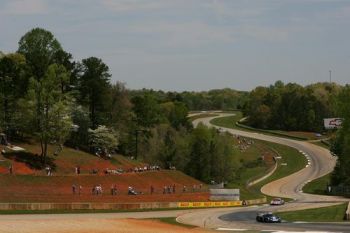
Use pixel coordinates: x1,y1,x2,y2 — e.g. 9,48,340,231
226,138,274,200
151,217,196,228
227,141,307,201
303,173,331,195
252,142,307,200
278,203,348,222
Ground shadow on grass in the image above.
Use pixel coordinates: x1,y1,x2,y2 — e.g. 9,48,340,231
4,151,56,170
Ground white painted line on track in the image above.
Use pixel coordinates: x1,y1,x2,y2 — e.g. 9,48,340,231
216,228,247,231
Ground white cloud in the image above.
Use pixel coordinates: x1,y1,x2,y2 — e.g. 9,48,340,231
2,0,48,15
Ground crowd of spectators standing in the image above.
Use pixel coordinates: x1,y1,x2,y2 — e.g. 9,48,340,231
71,183,205,196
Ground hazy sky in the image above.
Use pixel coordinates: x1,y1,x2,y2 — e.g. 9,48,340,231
0,0,349,91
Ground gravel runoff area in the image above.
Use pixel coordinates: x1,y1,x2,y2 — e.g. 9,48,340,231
0,217,214,233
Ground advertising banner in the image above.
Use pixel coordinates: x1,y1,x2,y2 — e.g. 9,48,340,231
324,118,343,129
177,201,242,208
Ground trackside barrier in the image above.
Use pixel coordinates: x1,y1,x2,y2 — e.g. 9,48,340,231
0,202,177,211
0,198,267,211
177,197,267,208
346,202,350,220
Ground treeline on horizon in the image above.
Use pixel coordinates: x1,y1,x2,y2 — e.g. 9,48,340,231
243,80,342,132
0,28,349,186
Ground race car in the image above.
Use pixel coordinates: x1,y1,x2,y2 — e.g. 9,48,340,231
270,197,285,205
256,213,282,223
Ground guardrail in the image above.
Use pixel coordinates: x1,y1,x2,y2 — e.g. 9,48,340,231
0,198,267,211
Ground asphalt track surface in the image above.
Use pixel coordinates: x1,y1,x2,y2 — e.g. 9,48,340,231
181,113,350,232
1,113,349,232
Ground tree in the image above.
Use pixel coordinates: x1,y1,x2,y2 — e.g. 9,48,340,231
78,57,111,129
331,85,350,186
186,123,212,182
68,106,91,148
132,92,162,128
108,82,133,131
0,53,27,137
17,28,63,81
160,101,190,129
19,64,73,163
88,125,119,156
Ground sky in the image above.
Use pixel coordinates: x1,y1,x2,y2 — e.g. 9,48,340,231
0,0,349,91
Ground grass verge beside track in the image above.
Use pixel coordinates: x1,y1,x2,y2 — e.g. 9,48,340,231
303,173,331,195
277,203,348,222
245,142,307,201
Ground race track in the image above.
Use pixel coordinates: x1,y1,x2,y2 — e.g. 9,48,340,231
177,113,350,232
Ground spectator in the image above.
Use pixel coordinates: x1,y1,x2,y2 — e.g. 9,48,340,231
72,184,77,194
8,164,13,174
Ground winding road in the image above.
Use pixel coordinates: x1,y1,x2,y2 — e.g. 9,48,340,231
178,112,350,231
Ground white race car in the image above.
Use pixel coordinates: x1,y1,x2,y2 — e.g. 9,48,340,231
270,198,285,205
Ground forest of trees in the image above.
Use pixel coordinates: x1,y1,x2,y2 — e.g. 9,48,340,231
330,86,350,186
129,88,248,111
243,81,342,132
0,28,238,183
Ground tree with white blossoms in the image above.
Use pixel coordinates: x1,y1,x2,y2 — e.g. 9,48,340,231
88,125,119,157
